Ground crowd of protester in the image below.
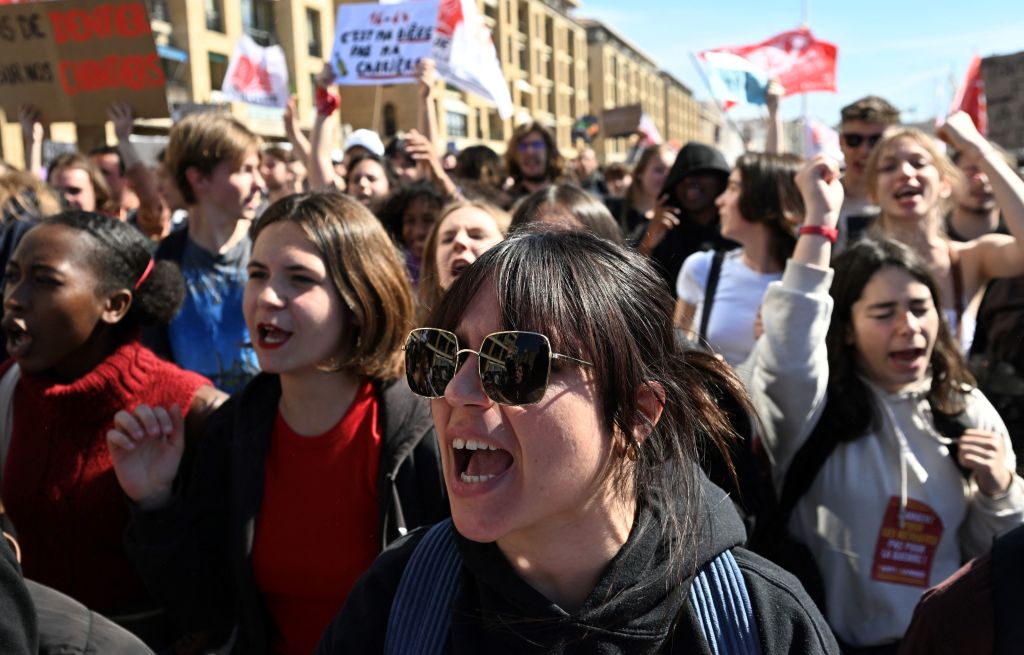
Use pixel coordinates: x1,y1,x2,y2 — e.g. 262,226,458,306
1,58,1024,655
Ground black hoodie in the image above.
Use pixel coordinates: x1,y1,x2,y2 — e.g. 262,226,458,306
643,142,736,295
315,472,838,654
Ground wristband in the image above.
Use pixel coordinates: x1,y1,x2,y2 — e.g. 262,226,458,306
799,225,838,243
315,86,340,117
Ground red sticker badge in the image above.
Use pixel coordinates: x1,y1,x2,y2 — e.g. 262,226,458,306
871,497,944,588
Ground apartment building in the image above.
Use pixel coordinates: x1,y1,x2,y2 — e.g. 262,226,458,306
0,0,336,166
582,19,708,163
0,0,716,169
337,0,588,160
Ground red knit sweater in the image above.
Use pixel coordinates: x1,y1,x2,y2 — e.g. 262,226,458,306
0,340,210,613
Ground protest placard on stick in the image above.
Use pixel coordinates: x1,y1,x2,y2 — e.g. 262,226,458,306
0,0,168,124
330,1,439,86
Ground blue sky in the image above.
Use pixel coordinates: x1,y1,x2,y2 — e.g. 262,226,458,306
577,0,1024,127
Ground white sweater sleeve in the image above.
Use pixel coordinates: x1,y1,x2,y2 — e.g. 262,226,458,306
959,388,1024,558
747,260,834,489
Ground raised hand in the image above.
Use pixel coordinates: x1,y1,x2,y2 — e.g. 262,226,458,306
639,194,681,255
416,57,437,100
18,104,43,142
107,101,134,144
958,429,1014,497
795,154,843,226
107,404,185,510
937,111,989,155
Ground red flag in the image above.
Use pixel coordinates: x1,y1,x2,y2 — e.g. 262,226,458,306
950,54,987,135
715,27,838,96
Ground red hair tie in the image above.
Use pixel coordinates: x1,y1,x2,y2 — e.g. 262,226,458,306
134,259,154,290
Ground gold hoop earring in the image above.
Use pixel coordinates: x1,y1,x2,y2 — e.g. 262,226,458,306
625,438,640,462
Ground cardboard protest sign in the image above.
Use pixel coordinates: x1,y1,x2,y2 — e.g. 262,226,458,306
330,0,439,85
982,50,1024,151
0,0,168,124
222,34,289,108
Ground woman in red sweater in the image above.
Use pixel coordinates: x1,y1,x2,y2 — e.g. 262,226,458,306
108,192,447,655
0,211,224,637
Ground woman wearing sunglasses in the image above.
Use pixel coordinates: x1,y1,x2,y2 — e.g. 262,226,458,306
865,111,1024,349
315,225,838,653
107,193,448,655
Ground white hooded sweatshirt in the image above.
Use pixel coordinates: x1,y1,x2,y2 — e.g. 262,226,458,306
747,260,1024,647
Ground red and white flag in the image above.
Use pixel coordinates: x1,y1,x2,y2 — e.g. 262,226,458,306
714,27,838,97
222,34,289,108
432,0,513,119
950,54,987,135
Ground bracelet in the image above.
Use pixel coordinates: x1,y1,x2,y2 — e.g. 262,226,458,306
799,225,838,243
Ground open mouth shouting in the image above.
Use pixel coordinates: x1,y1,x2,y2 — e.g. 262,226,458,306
452,437,513,486
893,185,923,208
3,317,31,358
449,257,472,281
256,323,292,350
890,347,926,371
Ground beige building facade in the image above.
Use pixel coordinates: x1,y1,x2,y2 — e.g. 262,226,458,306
0,0,719,169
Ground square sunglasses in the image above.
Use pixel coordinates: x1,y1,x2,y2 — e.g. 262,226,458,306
403,328,593,406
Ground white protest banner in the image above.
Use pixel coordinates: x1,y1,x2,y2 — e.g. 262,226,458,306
330,1,439,85
432,0,512,119
221,34,289,108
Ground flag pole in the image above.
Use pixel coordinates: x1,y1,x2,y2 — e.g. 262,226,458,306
689,52,747,149
801,0,810,156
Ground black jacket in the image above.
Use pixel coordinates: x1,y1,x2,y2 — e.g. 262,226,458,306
316,472,838,654
649,142,735,295
125,373,449,655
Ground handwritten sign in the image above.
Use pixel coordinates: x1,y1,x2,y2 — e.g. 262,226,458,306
0,0,168,124
982,50,1024,151
330,0,439,86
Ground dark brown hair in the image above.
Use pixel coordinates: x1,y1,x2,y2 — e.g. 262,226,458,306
509,183,623,244
822,238,974,442
840,95,900,126
735,152,803,268
426,226,750,580
505,122,564,184
252,192,413,380
47,152,115,215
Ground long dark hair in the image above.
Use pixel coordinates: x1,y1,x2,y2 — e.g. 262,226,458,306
735,152,802,268
509,183,623,244
426,226,750,580
821,238,974,442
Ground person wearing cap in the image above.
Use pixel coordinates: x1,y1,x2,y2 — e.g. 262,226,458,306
636,142,735,295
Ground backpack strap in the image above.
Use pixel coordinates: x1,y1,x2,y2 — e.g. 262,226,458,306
688,549,762,655
699,249,726,343
384,519,461,655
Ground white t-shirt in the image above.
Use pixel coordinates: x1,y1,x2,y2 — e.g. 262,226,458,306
677,249,782,366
